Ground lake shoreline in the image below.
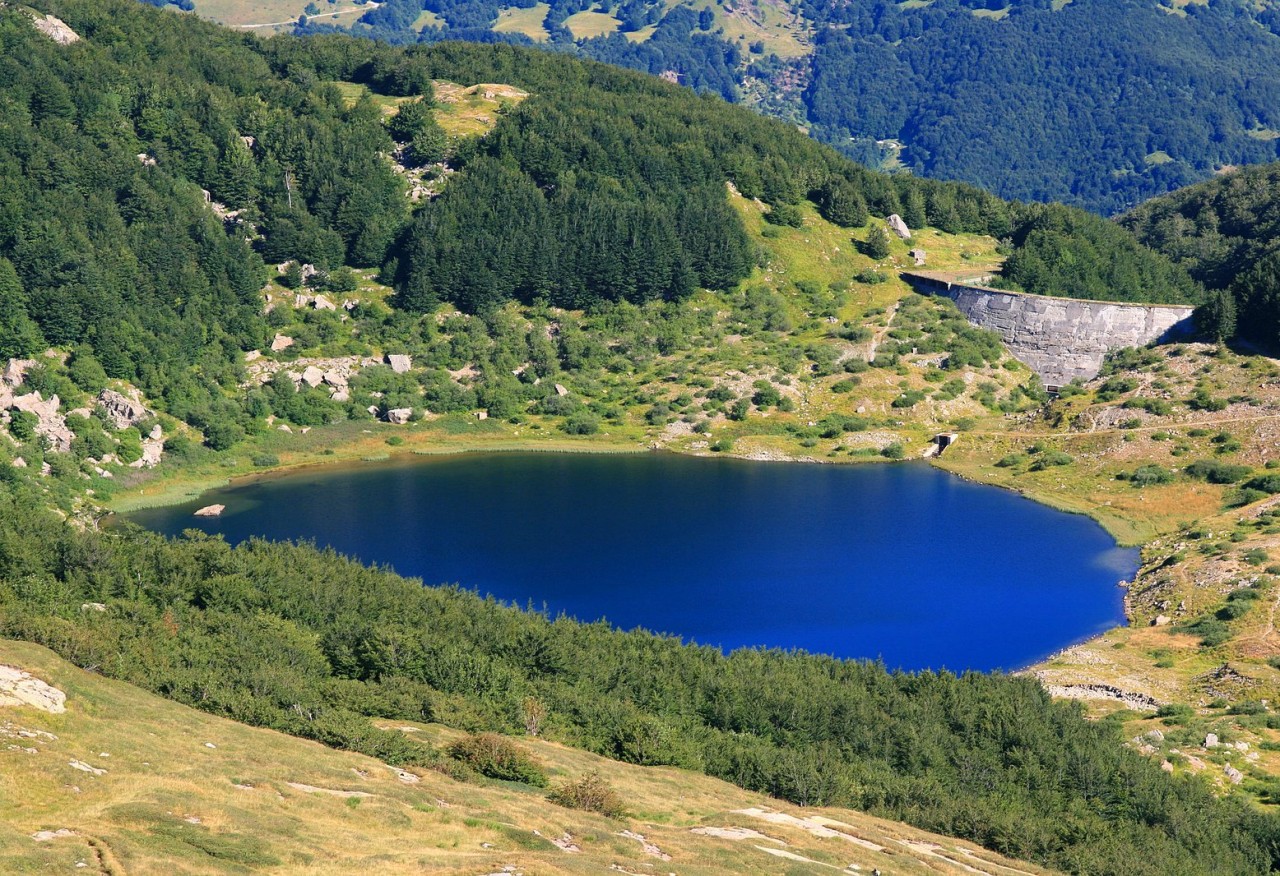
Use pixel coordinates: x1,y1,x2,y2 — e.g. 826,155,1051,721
125,451,1133,673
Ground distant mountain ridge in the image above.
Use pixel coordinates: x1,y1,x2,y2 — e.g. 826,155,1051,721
260,0,1280,214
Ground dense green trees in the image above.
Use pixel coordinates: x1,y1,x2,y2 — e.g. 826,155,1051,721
998,203,1201,304
1123,162,1280,348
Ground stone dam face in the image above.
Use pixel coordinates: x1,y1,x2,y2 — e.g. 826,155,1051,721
901,273,1196,387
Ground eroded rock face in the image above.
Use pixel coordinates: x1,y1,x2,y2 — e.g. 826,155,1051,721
903,273,1195,386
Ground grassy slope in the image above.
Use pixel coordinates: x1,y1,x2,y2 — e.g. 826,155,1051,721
0,639,1054,875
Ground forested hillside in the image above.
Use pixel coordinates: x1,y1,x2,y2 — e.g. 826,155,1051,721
1123,162,1280,348
2,0,1197,466
282,0,1280,214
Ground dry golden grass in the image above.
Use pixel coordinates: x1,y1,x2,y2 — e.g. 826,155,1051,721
0,640,1056,875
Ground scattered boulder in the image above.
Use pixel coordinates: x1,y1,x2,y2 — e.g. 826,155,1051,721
193,504,225,518
387,354,412,374
245,350,262,363
129,432,163,469
97,389,148,430
31,829,76,842
909,248,927,266
554,383,569,397
68,760,105,776
11,457,26,469
386,408,413,425
1225,764,1244,784
0,665,66,714
886,213,912,240
1205,733,1219,748
271,334,295,352
474,410,488,420
137,153,157,168
301,366,325,388
80,603,106,613
313,294,337,312
1152,615,1171,626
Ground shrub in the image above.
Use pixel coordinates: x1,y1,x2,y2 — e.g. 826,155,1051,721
880,442,905,459
547,771,625,816
996,453,1026,468
7,409,37,442
251,452,279,468
1030,450,1073,471
562,413,599,435
1244,474,1280,495
448,733,547,786
1095,376,1137,402
765,203,804,227
891,390,926,408
1184,460,1251,484
1130,464,1174,487
1244,548,1270,566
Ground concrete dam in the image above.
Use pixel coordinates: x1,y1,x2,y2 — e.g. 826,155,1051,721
901,272,1196,388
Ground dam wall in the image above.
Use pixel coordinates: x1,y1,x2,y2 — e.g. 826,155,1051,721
901,272,1196,388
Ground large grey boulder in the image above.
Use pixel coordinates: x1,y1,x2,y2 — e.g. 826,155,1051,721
886,214,912,240
97,389,148,430
386,408,413,425
387,354,412,374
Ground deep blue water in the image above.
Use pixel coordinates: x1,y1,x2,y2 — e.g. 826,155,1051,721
126,453,1136,671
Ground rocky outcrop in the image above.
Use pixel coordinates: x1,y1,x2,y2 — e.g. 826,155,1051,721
0,665,66,714
29,13,80,45
9,392,73,453
97,389,149,430
903,272,1195,387
3,359,34,387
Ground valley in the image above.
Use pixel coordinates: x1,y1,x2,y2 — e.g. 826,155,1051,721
6,3,1280,873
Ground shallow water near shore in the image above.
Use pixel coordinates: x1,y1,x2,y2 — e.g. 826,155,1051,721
126,453,1137,671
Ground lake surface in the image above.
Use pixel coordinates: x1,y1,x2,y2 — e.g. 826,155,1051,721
127,453,1137,671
